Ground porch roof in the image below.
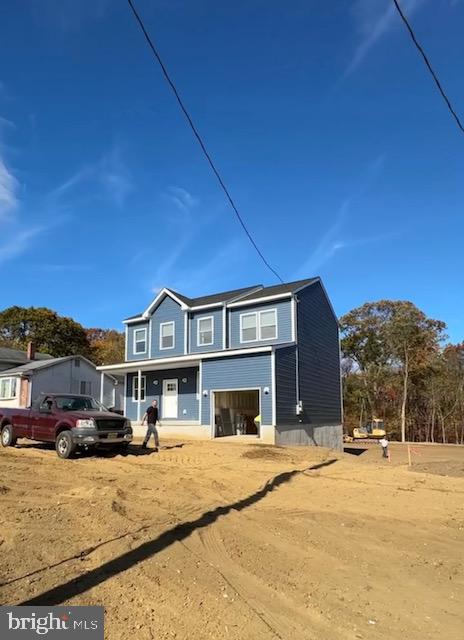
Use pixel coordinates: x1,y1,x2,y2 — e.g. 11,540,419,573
97,345,276,375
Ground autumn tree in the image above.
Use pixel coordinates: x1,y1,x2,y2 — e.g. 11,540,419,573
340,301,446,441
0,306,92,358
87,328,124,366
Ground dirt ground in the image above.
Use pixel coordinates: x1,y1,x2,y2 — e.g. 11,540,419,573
0,438,463,640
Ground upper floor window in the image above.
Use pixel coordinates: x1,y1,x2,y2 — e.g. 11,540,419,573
240,309,278,343
160,322,175,350
0,377,17,400
259,309,277,340
133,328,147,354
197,316,214,346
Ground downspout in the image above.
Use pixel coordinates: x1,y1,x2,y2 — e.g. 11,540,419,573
294,295,300,409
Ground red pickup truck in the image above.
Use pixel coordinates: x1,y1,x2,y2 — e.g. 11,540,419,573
0,393,132,459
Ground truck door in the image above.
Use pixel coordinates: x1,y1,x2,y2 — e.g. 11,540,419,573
32,396,57,442
11,408,31,439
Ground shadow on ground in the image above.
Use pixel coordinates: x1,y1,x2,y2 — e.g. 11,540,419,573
19,458,337,606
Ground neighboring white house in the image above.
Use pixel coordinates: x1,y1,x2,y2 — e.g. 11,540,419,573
0,345,123,410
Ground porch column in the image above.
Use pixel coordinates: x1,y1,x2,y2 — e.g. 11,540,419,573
100,372,104,404
137,369,142,422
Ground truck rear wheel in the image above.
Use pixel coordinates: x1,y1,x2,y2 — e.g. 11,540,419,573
1,424,17,447
55,431,76,459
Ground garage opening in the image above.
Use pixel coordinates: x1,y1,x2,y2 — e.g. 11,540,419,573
214,390,260,437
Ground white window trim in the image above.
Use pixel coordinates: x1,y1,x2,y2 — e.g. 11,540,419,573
0,377,18,400
239,309,278,343
133,327,147,355
159,321,175,350
132,374,146,402
197,315,214,347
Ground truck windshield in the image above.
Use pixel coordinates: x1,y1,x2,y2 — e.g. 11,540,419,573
55,396,108,412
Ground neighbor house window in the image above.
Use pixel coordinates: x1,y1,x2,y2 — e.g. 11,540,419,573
0,378,17,400
240,313,258,342
160,322,175,350
240,309,278,343
259,309,277,340
133,328,147,354
198,316,214,346
80,381,92,395
133,375,146,402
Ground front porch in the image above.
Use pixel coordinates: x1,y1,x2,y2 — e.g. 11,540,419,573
98,350,276,444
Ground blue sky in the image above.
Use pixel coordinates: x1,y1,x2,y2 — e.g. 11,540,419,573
0,0,463,341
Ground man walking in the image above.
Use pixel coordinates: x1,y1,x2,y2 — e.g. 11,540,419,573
379,435,389,459
141,399,160,451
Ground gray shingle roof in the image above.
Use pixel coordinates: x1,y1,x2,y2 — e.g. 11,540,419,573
0,346,53,366
170,285,262,307
0,356,68,377
124,278,319,321
235,278,319,302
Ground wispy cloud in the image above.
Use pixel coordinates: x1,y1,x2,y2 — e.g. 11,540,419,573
164,186,199,214
35,263,92,273
295,155,393,276
0,153,18,221
345,0,427,76
49,147,134,209
0,226,44,265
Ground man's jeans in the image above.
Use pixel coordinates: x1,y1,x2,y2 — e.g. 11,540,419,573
143,423,159,447
382,446,389,458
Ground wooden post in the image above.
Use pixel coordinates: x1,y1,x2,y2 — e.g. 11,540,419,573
407,444,412,467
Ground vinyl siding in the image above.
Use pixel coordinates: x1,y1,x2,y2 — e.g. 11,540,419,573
229,300,293,349
296,281,342,427
126,321,149,361
30,358,104,404
201,353,272,425
125,367,199,421
275,346,298,425
189,308,223,353
149,295,185,358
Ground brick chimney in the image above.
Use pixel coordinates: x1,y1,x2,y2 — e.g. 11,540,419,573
27,341,36,361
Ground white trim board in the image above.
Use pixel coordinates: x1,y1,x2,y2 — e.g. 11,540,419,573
97,345,275,374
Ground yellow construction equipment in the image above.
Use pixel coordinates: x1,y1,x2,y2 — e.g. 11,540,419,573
352,418,386,440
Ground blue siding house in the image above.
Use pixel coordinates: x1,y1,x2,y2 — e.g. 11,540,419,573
99,278,343,449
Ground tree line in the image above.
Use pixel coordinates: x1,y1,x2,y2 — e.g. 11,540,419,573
0,306,124,366
340,300,463,444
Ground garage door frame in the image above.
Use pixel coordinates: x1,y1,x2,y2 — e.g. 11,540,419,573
210,387,261,438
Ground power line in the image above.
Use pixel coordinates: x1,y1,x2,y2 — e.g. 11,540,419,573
126,0,284,283
392,0,464,135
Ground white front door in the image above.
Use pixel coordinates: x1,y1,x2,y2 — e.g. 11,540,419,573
163,379,178,418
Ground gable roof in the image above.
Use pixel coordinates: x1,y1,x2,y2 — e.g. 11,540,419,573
0,346,53,367
124,278,319,322
234,278,319,303
0,356,68,376
0,355,117,381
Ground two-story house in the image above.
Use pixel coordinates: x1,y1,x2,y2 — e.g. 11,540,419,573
98,278,343,448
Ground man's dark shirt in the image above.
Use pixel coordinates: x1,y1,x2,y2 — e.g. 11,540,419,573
146,405,159,424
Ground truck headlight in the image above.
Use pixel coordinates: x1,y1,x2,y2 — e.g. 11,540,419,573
76,419,95,429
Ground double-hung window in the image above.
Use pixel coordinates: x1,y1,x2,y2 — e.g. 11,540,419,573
197,316,214,346
160,322,175,350
240,309,277,343
133,375,146,402
240,313,258,342
259,309,277,340
0,377,17,400
134,328,147,354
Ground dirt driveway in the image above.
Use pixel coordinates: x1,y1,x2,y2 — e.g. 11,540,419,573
0,439,463,640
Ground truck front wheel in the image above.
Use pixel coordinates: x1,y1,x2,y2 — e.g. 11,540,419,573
1,424,17,447
55,431,76,459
